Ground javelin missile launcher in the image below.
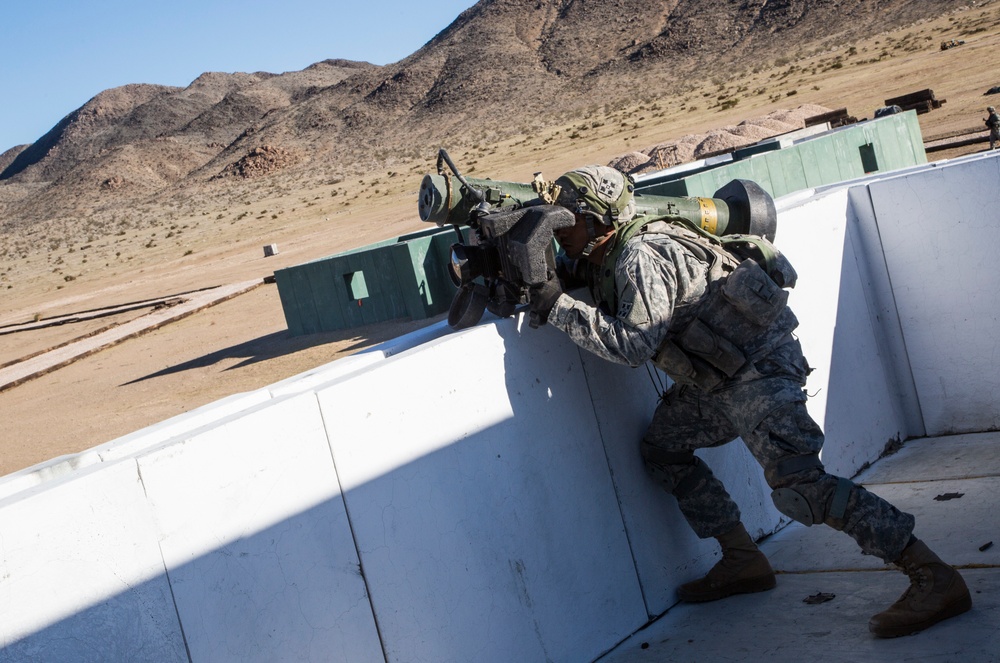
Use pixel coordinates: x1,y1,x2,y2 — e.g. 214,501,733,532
418,149,777,329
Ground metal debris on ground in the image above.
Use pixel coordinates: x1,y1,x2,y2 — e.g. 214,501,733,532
803,592,836,604
980,541,994,552
933,492,965,501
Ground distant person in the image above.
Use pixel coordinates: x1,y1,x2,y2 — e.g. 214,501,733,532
986,107,1000,150
528,165,972,638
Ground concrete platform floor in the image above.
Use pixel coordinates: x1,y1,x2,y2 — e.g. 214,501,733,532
598,431,1000,663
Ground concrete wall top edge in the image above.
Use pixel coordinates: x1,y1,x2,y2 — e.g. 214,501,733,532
267,350,388,398
118,390,325,464
0,391,320,505
268,319,461,398
774,187,823,212
776,150,993,220
305,319,505,399
370,318,455,358
94,388,275,462
0,449,104,503
0,454,137,511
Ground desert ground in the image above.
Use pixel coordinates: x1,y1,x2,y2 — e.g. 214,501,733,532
2,5,999,476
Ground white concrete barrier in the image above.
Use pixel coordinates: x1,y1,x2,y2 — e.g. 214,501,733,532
865,154,1000,435
137,392,382,662
316,322,648,662
0,459,187,661
2,152,997,661
779,188,912,477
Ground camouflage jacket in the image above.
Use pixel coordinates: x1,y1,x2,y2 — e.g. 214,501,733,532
550,227,704,367
549,221,804,389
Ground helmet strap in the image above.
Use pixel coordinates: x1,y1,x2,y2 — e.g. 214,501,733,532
580,210,601,257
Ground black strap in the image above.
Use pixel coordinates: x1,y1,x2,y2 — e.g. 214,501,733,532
640,443,695,467
775,453,823,478
829,477,853,521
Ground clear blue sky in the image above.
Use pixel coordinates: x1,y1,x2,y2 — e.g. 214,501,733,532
0,0,477,155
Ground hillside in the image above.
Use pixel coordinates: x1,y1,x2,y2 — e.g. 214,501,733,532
0,0,976,233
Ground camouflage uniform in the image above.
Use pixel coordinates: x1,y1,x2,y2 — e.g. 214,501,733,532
986,107,1000,150
548,220,916,563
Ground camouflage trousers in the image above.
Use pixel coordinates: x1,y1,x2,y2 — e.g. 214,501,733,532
641,380,915,563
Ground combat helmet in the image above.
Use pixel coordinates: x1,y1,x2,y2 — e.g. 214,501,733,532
554,165,637,229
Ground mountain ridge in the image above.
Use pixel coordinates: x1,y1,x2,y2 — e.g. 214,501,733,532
0,0,981,239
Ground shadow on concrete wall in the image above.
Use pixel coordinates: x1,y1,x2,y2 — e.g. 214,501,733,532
2,405,646,663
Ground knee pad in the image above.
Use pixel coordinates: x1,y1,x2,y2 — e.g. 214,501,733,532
771,477,853,526
770,487,819,525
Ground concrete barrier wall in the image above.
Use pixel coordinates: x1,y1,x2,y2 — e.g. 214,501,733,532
777,188,913,478
863,153,1000,435
136,392,383,662
0,459,188,661
315,323,648,662
2,152,996,661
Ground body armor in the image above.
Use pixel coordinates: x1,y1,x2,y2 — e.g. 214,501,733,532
593,217,799,392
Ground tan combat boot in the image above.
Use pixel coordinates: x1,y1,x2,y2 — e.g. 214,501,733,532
677,523,776,602
869,539,972,638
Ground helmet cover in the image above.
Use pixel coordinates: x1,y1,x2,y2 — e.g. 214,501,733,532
554,165,636,227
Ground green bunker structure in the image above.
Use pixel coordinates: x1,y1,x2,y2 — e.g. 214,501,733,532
275,111,926,335
274,226,460,336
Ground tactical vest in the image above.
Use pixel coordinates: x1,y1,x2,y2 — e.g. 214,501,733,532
594,216,799,392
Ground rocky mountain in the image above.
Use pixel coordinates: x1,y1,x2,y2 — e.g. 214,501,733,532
0,0,973,234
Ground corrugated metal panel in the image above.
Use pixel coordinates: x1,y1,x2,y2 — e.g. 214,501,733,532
307,260,344,331
636,112,925,200
424,232,459,314
274,268,305,335
390,242,427,321
773,149,809,195
275,226,460,335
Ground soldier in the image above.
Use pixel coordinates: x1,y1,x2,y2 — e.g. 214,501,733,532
985,106,1000,150
527,165,972,637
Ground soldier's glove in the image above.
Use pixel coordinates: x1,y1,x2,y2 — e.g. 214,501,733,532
528,273,563,328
